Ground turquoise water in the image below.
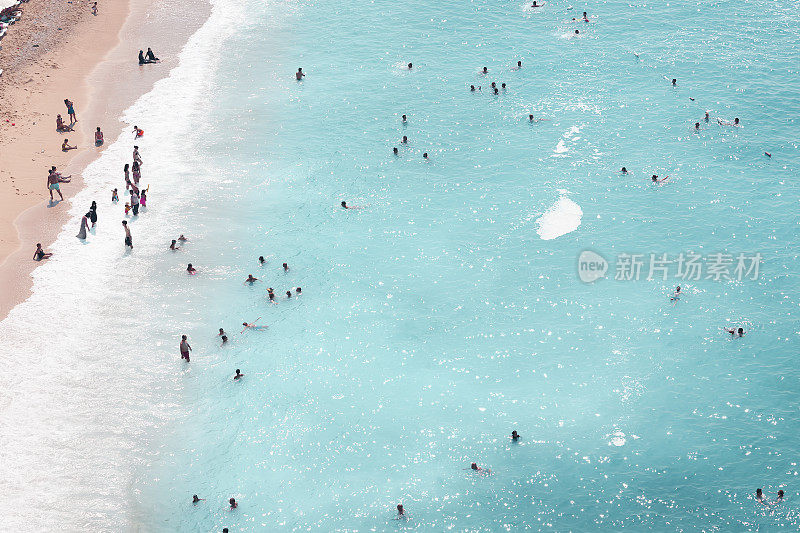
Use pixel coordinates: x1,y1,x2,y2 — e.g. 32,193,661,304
2,0,800,530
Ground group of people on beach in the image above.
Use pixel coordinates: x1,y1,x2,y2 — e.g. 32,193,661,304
138,48,160,65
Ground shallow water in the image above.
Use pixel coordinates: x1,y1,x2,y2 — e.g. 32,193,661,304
2,0,800,530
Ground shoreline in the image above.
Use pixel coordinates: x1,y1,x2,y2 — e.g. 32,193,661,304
0,0,210,320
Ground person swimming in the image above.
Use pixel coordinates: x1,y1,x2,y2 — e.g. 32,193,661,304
283,262,289,271
515,60,522,68
651,174,669,183
470,85,476,91
229,498,238,509
482,66,488,74
295,287,302,295
531,1,543,7
717,117,740,126
234,369,244,380
396,504,406,518
221,335,228,345
469,462,491,474
402,114,407,122
286,290,292,298
401,135,408,144
407,62,413,69
341,201,349,209
187,263,197,274
241,318,268,332
170,239,180,250
574,29,580,35
756,488,765,504
267,288,277,303
704,111,710,122
178,234,188,242
259,255,266,265
393,147,399,155
296,67,305,80
672,78,677,86
724,327,745,337
777,490,784,502
423,152,429,159
671,286,681,302
493,87,499,94
621,167,628,174
694,122,700,130
218,328,226,337
582,11,589,21
501,82,506,89
245,274,259,283
511,430,520,441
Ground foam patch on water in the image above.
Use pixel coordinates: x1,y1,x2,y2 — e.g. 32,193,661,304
536,193,582,240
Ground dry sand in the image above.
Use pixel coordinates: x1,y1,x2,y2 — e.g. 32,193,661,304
0,0,210,319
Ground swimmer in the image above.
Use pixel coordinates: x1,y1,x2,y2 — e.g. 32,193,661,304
621,167,628,174
402,114,407,122
724,327,745,337
765,152,771,157
529,114,534,121
234,369,244,380
286,290,292,298
259,255,266,265
187,263,197,274
295,287,302,294
401,135,408,144
178,234,188,242
241,318,267,333
221,335,228,345
651,174,669,183
672,78,677,86
694,122,700,130
717,117,740,126
218,328,226,337
295,67,305,80
229,498,238,509
704,111,710,122
407,62,413,69
341,201,363,209
756,488,765,505
267,288,277,303
423,152,429,159
283,262,289,271
582,11,589,21
397,504,404,517
192,495,204,504
245,274,259,283
511,430,520,441
493,87,499,95
470,85,476,91
180,335,191,362
482,66,488,74
531,1,543,7
491,82,496,89
670,286,681,302
469,462,491,474
501,82,506,89
393,147,399,155
574,29,580,35
777,490,784,502
514,60,522,69
170,239,180,250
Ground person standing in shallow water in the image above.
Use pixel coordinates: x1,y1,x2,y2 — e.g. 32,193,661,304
296,68,305,80
122,220,133,249
77,213,90,240
180,335,191,361
89,201,98,228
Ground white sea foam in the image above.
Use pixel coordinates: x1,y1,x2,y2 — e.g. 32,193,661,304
0,0,241,528
536,193,582,240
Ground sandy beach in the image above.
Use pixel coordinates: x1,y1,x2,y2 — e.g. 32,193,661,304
0,0,209,320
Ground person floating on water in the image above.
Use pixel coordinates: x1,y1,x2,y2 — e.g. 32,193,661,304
724,326,745,337
511,430,520,441
241,319,267,333
717,117,740,126
651,174,669,183
33,243,52,261
671,286,681,303
296,67,305,80
178,234,188,242
192,495,204,504
180,335,191,362
234,369,244,380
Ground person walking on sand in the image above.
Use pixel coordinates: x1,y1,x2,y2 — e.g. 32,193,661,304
47,171,64,202
180,335,191,362
89,201,98,227
77,212,90,240
91,2,97,15
64,99,77,123
95,127,104,146
33,243,52,261
122,220,133,249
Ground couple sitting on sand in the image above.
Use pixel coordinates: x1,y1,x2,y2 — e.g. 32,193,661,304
138,48,160,65
56,114,73,132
